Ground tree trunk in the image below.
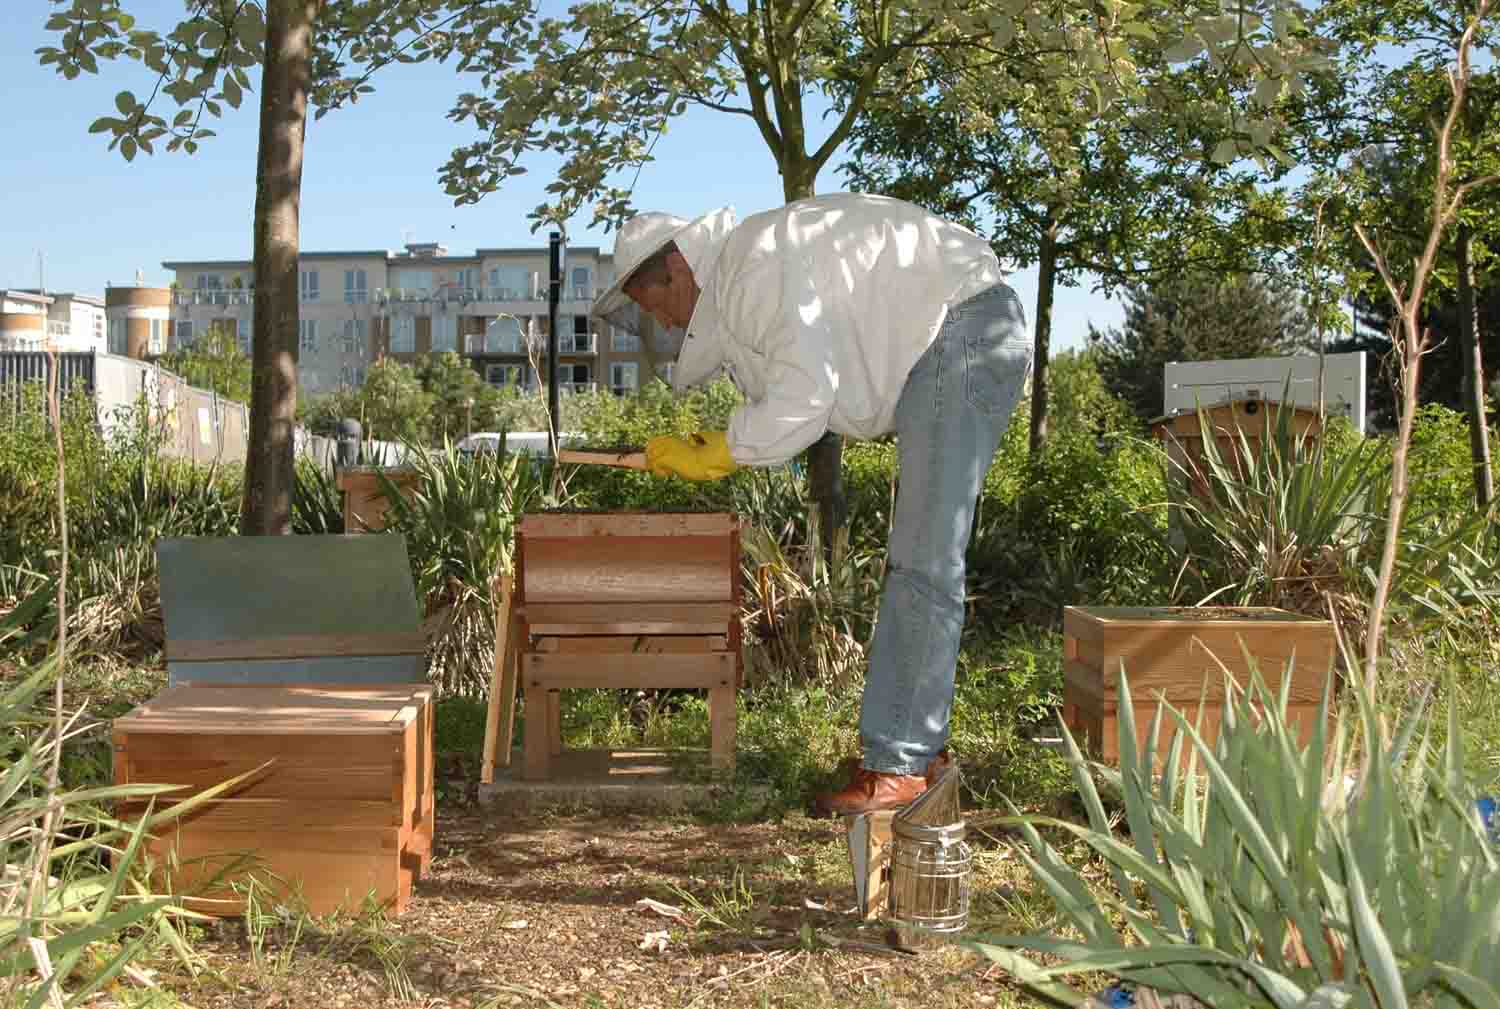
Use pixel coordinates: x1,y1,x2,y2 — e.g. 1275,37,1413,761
241,0,318,535
1028,211,1060,460
1455,221,1494,507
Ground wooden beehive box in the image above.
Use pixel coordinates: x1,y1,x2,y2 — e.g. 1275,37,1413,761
1061,605,1336,765
114,684,434,916
488,511,743,782
1151,400,1323,502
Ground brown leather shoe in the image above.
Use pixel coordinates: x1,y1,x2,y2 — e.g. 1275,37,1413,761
836,748,953,785
812,767,930,817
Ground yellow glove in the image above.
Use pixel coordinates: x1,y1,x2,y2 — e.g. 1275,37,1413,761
645,431,739,481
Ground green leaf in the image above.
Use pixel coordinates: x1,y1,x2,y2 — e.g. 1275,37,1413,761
0,900,169,976
121,136,137,161
223,74,242,109
113,90,134,115
1211,139,1239,164
1340,836,1407,1009
87,116,117,135
964,942,1083,1005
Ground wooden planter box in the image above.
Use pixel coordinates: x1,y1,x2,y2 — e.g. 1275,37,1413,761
113,684,435,916
1061,605,1336,765
336,466,421,533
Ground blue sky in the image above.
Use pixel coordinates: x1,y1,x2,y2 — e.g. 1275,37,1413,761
1,2,1122,352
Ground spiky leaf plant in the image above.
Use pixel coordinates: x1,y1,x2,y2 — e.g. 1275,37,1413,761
971,652,1500,1008
377,438,551,695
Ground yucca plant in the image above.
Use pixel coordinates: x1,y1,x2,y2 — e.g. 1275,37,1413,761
971,652,1500,1008
1,588,261,1006
291,458,345,535
740,513,884,689
1165,398,1382,629
377,438,552,695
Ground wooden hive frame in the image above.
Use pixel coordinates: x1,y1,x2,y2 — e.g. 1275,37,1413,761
482,511,743,782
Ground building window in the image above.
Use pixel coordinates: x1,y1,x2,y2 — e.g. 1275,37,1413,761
609,361,638,396
611,327,639,352
237,317,251,354
432,314,457,353
108,318,126,355
175,320,194,348
571,266,592,300
300,270,320,302
342,318,367,355
656,361,675,387
299,319,318,353
195,274,222,291
485,317,524,354
487,266,531,300
344,269,368,304
391,315,415,353
455,268,480,296
149,319,164,355
566,315,592,353
561,363,591,394
486,363,525,388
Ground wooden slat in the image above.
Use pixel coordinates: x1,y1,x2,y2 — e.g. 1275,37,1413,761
534,635,727,653
115,757,396,800
142,838,404,915
519,512,740,538
519,601,736,636
522,652,735,690
709,684,735,769
166,631,428,662
113,684,429,734
118,732,400,766
482,576,518,783
519,535,732,604
522,686,549,781
556,448,648,469
1063,604,1331,628
121,798,402,833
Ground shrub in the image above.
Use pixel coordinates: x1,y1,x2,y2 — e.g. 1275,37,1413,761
969,421,1169,627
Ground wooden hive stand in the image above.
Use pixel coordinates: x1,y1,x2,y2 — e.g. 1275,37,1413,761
484,511,744,782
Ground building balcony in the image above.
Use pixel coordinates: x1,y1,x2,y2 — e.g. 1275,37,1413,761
174,289,254,307
556,336,596,355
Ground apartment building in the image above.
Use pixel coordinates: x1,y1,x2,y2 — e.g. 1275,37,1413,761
158,241,678,397
0,289,107,353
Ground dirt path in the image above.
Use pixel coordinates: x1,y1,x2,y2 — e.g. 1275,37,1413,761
174,804,1044,1009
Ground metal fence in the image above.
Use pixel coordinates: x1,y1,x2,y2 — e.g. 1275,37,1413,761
2,351,422,473
1,351,250,465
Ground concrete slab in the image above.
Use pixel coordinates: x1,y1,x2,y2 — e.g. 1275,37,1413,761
478,748,771,813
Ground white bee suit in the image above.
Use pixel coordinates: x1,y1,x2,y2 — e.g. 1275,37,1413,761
670,194,1009,466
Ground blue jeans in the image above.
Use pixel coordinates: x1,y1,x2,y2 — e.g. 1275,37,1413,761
859,282,1032,774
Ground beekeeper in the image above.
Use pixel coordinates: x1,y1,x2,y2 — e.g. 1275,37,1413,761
592,193,1033,816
